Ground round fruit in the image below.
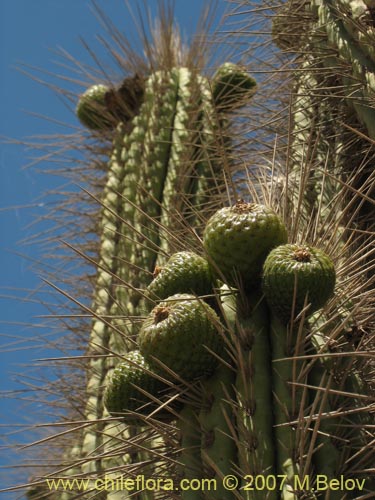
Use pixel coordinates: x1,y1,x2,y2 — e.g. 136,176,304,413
147,252,213,302
76,84,113,130
262,244,336,323
212,62,257,110
104,350,179,423
138,294,224,381
203,201,288,289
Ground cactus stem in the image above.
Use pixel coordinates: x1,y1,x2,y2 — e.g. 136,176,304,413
235,291,277,500
199,363,238,500
177,405,204,500
269,314,308,500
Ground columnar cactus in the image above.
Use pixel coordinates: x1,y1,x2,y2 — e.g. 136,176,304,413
77,60,251,494
272,0,375,240
56,23,258,499
269,0,375,494
20,3,375,500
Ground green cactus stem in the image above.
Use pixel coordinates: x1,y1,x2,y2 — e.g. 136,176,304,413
309,317,375,493
199,363,237,500
272,0,375,246
314,0,375,139
177,406,205,500
262,243,338,499
306,351,343,500
202,203,287,499
234,291,277,500
269,315,306,500
198,289,238,500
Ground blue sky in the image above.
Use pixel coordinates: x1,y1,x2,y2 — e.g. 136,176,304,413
0,0,228,495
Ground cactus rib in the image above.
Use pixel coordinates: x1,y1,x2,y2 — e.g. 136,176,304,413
269,315,304,500
235,292,277,500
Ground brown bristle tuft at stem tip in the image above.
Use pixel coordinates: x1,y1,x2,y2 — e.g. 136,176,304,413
153,306,171,324
153,266,163,279
232,200,256,214
293,247,311,263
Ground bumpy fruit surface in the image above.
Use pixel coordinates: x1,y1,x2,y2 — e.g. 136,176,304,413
203,201,288,289
147,252,213,302
76,84,113,130
212,62,257,110
262,244,336,323
139,294,224,381
104,350,178,423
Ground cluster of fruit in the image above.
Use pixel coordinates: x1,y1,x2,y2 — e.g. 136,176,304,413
104,200,335,423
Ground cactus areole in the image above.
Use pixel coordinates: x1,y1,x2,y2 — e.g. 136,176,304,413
203,201,288,289
262,244,336,323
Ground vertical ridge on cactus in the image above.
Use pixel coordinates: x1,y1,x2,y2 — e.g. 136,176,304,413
178,406,205,500
199,363,237,500
269,315,308,500
234,292,277,500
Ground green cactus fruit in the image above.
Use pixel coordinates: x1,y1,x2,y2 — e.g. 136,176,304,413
147,251,213,302
138,294,224,381
104,350,179,423
212,62,257,110
203,201,288,289
76,84,114,130
262,244,336,323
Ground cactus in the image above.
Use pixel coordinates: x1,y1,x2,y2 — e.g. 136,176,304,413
202,203,287,496
271,0,375,240
6,2,374,500
233,291,277,500
42,9,259,499
77,52,249,494
269,0,375,494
